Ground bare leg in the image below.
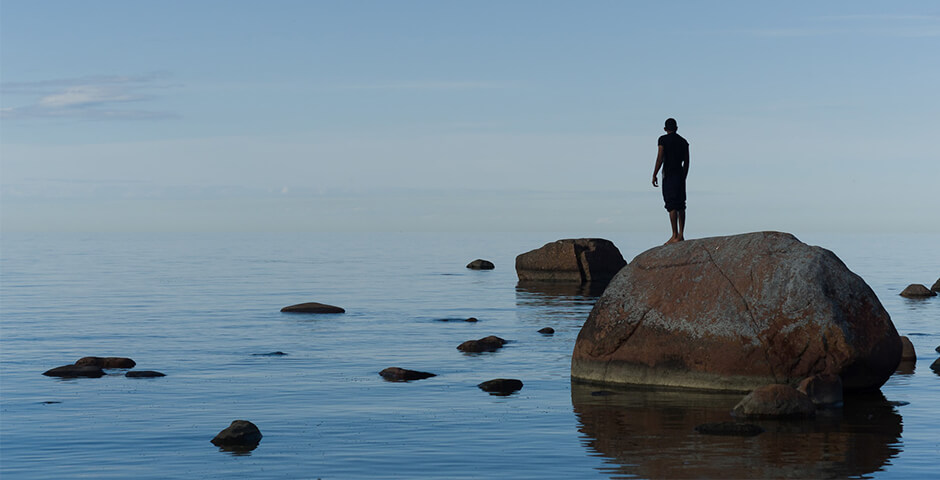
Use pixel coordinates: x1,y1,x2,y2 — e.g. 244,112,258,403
666,210,680,244
677,209,686,241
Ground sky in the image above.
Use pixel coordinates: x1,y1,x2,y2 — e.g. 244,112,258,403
2,1,938,234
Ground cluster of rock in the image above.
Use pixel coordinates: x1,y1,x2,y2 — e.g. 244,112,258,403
43,356,165,379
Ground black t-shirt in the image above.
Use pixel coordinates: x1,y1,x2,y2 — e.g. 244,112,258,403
658,132,689,178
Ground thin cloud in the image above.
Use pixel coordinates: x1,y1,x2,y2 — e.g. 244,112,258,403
1,73,179,121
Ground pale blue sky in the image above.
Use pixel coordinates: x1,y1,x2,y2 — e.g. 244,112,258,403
2,1,938,233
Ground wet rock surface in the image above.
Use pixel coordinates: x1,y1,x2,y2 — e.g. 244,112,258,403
457,335,507,353
126,370,166,378
572,231,901,392
379,367,436,382
900,336,916,361
516,238,626,284
466,259,495,270
478,378,523,395
538,327,555,335
211,420,262,449
280,302,345,313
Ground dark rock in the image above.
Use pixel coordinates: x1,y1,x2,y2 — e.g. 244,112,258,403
887,400,910,407
457,335,506,353
467,259,495,270
732,384,816,419
900,284,936,298
41,401,62,405
797,374,843,406
379,367,436,382
936,345,940,354
478,378,523,395
211,420,262,448
899,336,916,361
252,351,288,356
538,327,555,335
280,302,345,313
931,358,940,373
126,370,166,378
435,317,478,323
572,231,901,393
695,422,765,437
590,390,617,396
516,238,626,284
43,365,105,378
76,356,136,369
932,278,940,293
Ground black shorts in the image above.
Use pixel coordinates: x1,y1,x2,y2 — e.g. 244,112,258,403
662,174,686,211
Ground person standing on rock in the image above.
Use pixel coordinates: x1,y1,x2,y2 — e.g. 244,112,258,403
652,117,690,244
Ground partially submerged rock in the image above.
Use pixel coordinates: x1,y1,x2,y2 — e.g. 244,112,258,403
457,335,506,353
732,384,816,419
280,302,345,313
466,259,495,270
478,378,523,395
797,374,843,406
931,358,940,373
572,232,901,392
538,327,555,335
435,317,478,323
931,278,940,293
516,238,626,284
694,422,764,437
126,370,166,378
211,420,262,449
43,365,105,378
252,351,288,356
900,284,936,298
76,356,136,369
900,336,916,362
379,367,436,382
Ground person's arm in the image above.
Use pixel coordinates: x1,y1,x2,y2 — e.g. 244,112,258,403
652,145,664,187
683,148,690,179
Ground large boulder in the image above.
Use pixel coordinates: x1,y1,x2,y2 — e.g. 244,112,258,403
516,239,626,284
572,231,901,393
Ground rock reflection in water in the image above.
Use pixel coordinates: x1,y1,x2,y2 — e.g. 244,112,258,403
571,382,902,479
514,282,603,330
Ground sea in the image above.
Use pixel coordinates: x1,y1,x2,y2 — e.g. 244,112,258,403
1,231,937,479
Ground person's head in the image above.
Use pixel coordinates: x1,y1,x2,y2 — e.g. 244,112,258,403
664,118,678,132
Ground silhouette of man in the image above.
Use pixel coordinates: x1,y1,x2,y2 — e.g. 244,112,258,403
652,118,689,244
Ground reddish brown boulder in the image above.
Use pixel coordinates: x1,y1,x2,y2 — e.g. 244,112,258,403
572,231,901,392
899,284,936,298
515,238,626,284
457,335,506,353
280,302,345,313
797,374,843,406
732,384,816,418
75,357,136,369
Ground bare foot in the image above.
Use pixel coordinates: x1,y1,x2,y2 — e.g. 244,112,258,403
665,237,679,245
676,235,685,242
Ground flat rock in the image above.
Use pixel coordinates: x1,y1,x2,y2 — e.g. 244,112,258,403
435,317,478,323
457,335,506,353
900,336,916,361
379,367,436,382
516,238,626,284
466,259,495,270
694,422,765,436
478,378,523,395
43,365,105,378
76,356,136,369
572,231,901,392
126,370,166,378
900,284,936,298
732,384,816,419
797,374,843,406
538,327,555,335
252,351,288,356
280,302,345,313
211,420,262,448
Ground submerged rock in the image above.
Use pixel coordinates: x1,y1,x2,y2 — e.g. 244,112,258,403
900,284,936,298
900,336,916,362
379,367,436,382
478,378,523,395
797,374,843,406
516,238,626,284
76,356,136,369
211,420,262,448
280,302,345,314
732,384,816,419
126,370,165,378
457,335,506,353
43,365,105,378
466,259,495,270
572,231,901,393
694,422,765,437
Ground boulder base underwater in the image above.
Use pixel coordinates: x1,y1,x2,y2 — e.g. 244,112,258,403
571,231,901,393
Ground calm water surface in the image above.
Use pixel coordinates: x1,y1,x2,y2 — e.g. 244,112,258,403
1,232,938,479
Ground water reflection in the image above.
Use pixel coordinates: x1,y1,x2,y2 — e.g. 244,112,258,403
514,282,603,329
571,382,902,479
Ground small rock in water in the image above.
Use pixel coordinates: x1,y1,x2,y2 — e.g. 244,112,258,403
252,351,288,356
379,367,437,382
900,336,916,361
732,384,816,419
126,370,166,378
457,335,507,353
41,401,62,405
43,365,105,378
76,356,136,369
931,358,940,373
935,345,940,354
478,378,523,395
900,284,936,298
695,422,764,437
280,302,345,314
538,327,555,335
931,278,940,293
435,317,478,323
466,259,495,270
211,420,262,450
